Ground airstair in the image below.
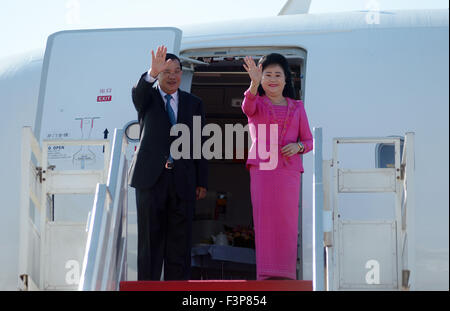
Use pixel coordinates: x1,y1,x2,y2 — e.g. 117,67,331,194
18,126,129,290
312,128,415,290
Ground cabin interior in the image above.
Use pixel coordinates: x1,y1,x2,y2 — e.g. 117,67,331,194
182,53,304,280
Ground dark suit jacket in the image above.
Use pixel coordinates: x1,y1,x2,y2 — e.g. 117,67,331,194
128,72,208,201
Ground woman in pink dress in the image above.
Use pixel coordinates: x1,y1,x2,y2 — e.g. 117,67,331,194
242,53,313,280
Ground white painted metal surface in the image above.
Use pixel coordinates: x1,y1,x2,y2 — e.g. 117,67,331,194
317,134,416,290
278,0,311,15
35,27,182,142
338,220,397,289
19,127,110,290
338,169,397,193
45,222,86,290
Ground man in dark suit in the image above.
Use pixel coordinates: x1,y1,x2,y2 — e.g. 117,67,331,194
129,45,208,280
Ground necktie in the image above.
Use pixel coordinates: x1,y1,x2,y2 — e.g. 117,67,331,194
165,94,175,162
165,94,176,125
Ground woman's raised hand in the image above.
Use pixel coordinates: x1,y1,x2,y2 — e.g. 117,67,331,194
243,56,262,86
149,45,173,78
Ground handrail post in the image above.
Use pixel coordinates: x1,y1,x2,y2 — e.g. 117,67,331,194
39,140,49,289
405,132,416,290
18,127,33,289
313,127,325,291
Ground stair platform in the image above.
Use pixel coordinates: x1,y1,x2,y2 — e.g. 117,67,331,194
120,280,313,291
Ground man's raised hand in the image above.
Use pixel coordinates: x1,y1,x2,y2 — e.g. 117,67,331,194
149,45,173,78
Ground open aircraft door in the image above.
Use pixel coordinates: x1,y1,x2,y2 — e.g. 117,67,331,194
36,27,182,152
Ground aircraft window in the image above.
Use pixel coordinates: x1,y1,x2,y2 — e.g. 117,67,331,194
375,137,404,168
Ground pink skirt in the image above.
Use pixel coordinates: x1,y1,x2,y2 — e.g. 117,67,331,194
249,165,301,280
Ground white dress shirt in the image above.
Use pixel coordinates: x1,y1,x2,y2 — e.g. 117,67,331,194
144,70,178,120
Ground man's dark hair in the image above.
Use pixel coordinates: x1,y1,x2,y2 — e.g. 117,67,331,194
257,53,296,99
166,53,182,68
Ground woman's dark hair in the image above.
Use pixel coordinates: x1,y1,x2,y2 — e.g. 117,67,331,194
257,53,296,99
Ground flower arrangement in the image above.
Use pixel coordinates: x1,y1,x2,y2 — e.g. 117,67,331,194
224,224,255,249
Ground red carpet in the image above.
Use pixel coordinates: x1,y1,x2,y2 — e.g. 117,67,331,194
120,280,312,291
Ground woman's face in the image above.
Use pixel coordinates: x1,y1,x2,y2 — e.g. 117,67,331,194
261,64,286,97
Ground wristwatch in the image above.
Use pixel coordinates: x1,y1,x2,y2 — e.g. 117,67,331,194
297,142,305,153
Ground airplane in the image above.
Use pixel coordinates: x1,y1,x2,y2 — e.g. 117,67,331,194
0,0,447,291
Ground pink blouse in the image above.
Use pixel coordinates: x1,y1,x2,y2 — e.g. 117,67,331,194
241,89,313,172
271,105,288,128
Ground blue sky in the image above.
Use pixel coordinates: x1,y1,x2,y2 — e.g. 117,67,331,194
0,0,448,60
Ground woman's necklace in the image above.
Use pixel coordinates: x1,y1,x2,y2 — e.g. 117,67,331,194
265,96,293,165
269,97,287,106
265,96,290,138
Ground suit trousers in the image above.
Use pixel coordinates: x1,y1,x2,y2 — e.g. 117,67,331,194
135,168,195,280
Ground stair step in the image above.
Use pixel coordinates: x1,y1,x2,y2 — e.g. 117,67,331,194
120,280,313,291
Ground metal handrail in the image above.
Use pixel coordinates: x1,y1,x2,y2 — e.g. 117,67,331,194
78,128,128,290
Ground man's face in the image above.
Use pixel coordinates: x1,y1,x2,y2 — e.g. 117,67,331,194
158,60,182,94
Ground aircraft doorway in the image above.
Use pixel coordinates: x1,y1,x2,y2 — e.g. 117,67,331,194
181,47,307,280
